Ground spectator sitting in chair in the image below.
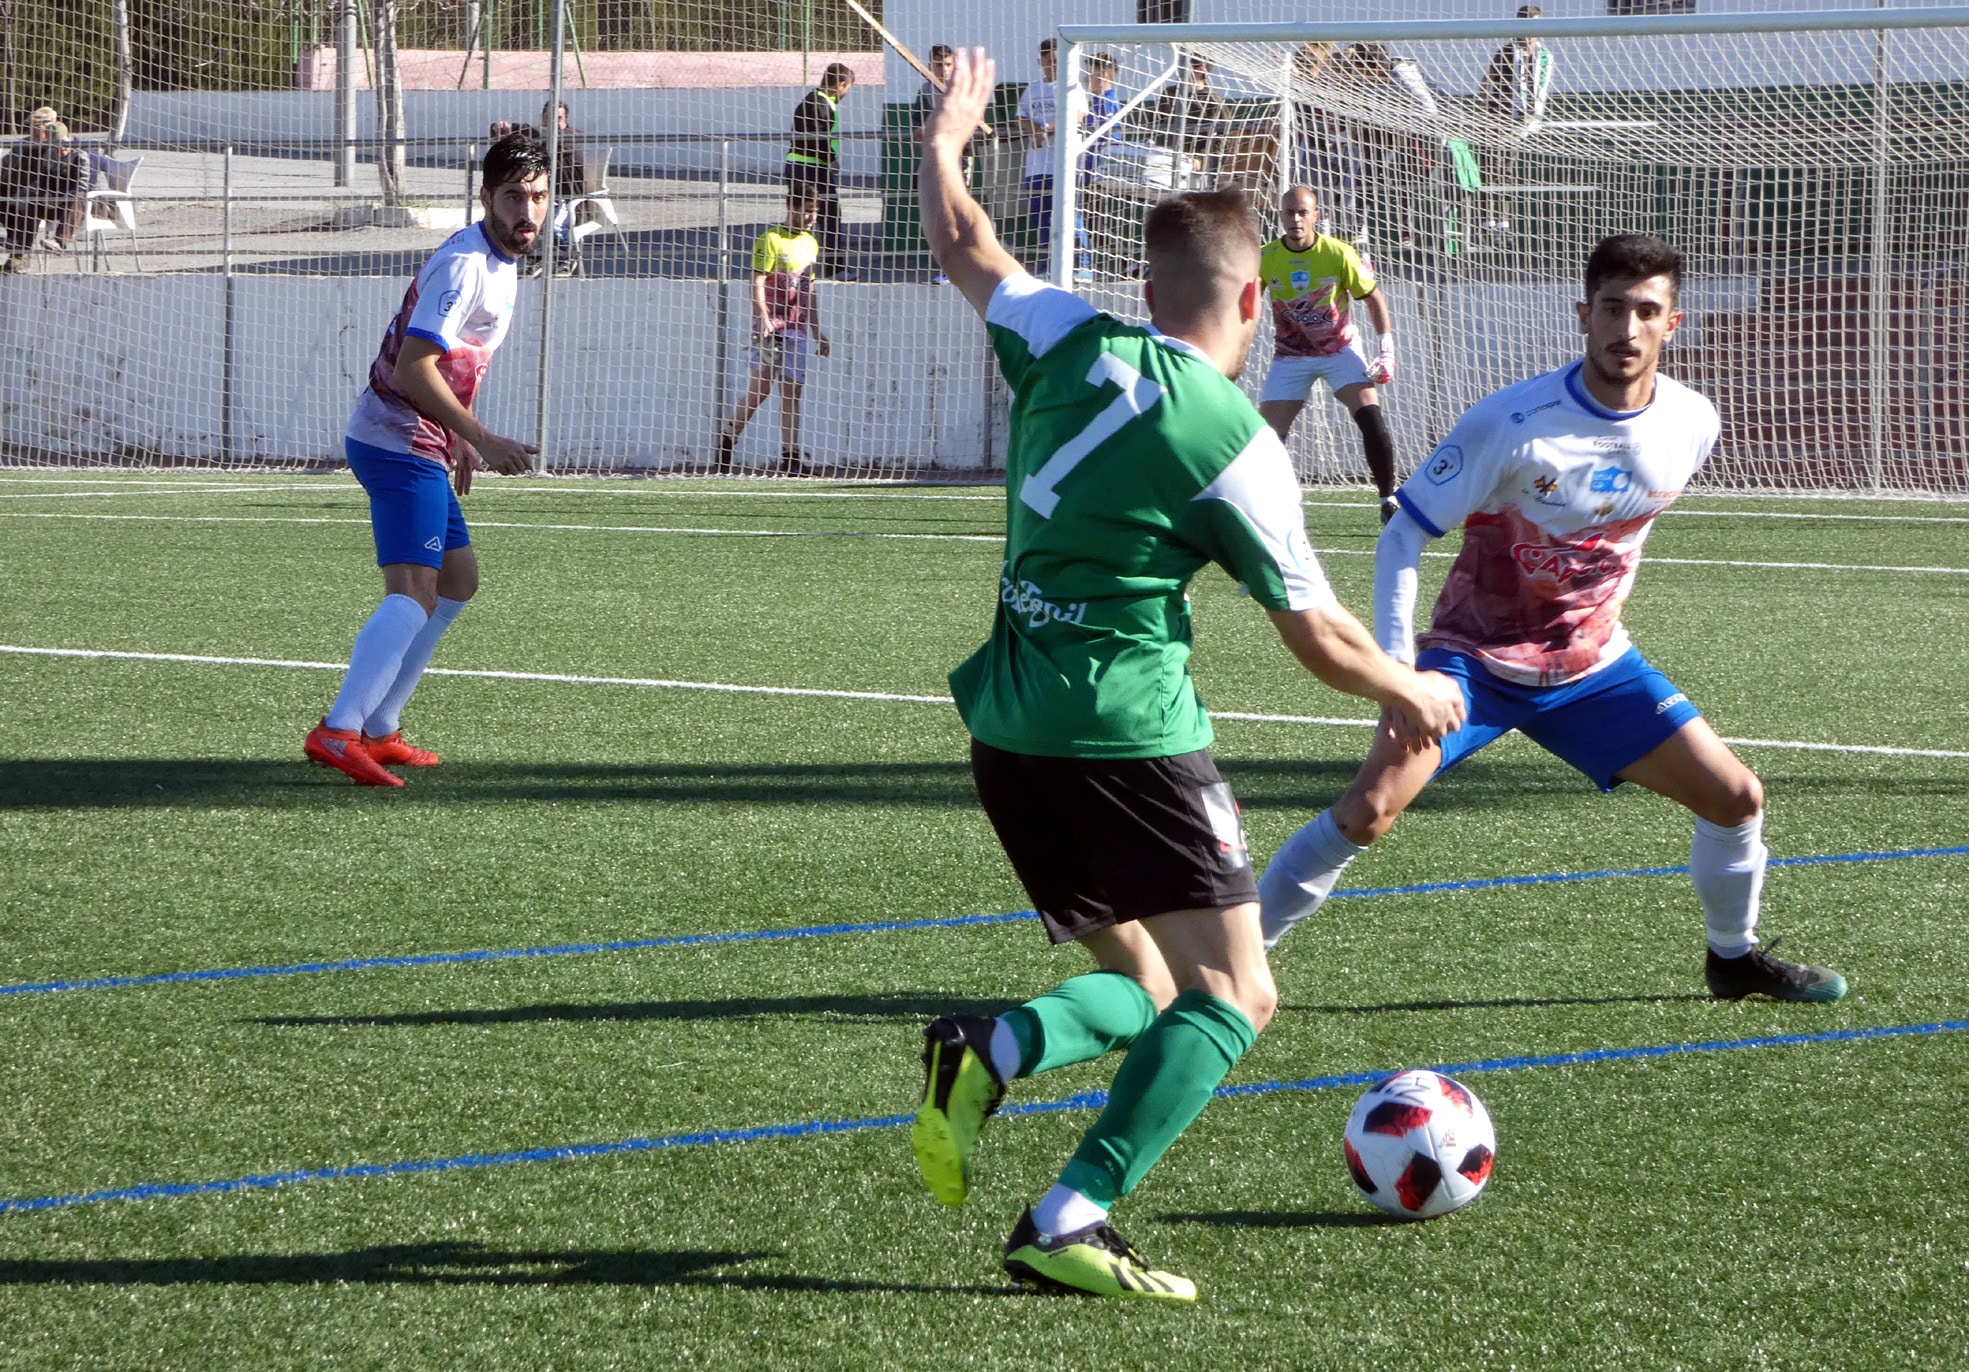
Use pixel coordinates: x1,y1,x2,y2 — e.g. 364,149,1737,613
1,115,88,272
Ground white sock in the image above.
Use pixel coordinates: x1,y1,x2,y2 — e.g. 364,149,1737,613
364,596,467,737
1692,813,1766,957
1032,1184,1108,1238
324,595,428,732
988,1017,1023,1084
1258,809,1366,950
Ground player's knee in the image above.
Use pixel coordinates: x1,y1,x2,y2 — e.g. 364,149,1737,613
1238,967,1279,1033
1713,769,1763,826
1334,791,1399,847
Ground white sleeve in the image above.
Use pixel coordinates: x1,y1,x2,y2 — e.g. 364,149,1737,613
1373,507,1432,664
405,251,481,354
986,272,1100,360
1191,428,1336,613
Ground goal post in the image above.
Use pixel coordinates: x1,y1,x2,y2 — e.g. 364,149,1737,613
1054,8,1969,497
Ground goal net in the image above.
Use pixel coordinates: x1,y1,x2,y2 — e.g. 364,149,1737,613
1056,10,1969,498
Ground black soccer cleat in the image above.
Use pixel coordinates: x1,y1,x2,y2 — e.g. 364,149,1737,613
1379,496,1400,526
1706,940,1847,1004
1002,1206,1196,1300
715,432,734,473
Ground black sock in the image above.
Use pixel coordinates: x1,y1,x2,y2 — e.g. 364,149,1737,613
1352,404,1396,499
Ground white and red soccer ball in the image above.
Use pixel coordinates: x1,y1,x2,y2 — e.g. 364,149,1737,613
1343,1069,1496,1219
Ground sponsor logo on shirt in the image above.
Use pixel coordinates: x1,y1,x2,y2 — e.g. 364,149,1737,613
1509,399,1562,424
1002,575,1088,630
1590,466,1634,494
1424,444,1463,485
1531,474,1567,507
1510,538,1602,580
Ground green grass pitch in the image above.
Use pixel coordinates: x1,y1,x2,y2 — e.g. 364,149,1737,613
0,471,1964,1370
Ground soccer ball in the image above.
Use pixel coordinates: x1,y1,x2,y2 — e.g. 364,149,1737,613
1342,1069,1496,1219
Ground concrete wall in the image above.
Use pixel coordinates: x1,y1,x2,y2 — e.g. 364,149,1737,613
0,274,994,470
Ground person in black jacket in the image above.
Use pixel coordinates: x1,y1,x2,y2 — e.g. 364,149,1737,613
1,117,87,272
786,62,856,279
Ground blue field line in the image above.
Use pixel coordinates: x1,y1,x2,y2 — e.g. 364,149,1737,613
3,1018,1962,1217
3,845,1964,1002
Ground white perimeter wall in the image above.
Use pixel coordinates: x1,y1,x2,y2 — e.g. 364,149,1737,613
0,276,997,469
0,273,1742,474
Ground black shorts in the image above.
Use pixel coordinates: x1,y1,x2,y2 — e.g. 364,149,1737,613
970,739,1259,945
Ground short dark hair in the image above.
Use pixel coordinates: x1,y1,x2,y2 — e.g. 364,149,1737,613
822,61,856,89
1039,37,1058,53
483,130,549,191
929,44,954,62
1143,188,1262,314
1086,51,1117,76
1585,232,1683,301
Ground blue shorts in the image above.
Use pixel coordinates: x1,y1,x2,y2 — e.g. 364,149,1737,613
345,437,470,570
1423,646,1703,792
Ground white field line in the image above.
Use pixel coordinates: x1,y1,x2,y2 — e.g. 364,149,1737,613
7,509,1966,575
0,511,1000,543
0,484,349,500
6,642,1967,760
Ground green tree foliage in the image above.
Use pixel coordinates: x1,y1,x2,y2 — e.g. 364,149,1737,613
0,0,875,132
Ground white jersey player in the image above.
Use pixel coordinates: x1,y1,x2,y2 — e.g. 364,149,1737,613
1259,233,1847,1004
303,132,547,787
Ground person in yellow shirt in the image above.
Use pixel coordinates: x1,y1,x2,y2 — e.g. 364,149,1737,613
1257,185,1399,521
717,191,833,474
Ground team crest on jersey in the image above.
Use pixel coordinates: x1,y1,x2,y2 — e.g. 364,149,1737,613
1424,445,1463,485
438,288,462,317
1590,466,1633,494
1290,269,1311,290
1531,474,1567,507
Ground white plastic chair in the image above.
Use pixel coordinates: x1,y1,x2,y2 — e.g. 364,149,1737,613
79,153,142,272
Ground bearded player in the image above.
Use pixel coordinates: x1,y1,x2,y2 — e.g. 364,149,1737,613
303,131,546,786
907,49,1465,1301
1259,232,1846,1005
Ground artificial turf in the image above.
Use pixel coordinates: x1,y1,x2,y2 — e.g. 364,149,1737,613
0,472,1964,1369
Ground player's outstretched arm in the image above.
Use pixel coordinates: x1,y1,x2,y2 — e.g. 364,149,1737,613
1267,603,1466,750
393,338,537,478
918,47,1023,320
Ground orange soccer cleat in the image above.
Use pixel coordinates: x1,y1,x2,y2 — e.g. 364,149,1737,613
304,721,405,787
361,730,441,767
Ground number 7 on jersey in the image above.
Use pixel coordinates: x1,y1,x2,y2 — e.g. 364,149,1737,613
1019,353,1165,518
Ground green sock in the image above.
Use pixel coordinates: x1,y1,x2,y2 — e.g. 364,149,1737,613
1001,970,1158,1079
1057,989,1258,1205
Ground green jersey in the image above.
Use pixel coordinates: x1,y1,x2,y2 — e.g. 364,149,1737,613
951,274,1335,759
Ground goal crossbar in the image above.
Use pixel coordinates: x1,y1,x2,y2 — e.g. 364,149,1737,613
1058,7,1969,47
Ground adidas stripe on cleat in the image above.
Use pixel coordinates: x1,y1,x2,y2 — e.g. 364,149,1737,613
304,721,404,788
1706,940,1847,1003
910,1014,1005,1207
1002,1207,1196,1301
361,731,441,767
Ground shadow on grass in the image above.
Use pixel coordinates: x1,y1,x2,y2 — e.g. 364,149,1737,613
252,992,1015,1029
0,1241,1013,1294
1158,1210,1406,1230
1280,992,1711,1016
0,756,1374,813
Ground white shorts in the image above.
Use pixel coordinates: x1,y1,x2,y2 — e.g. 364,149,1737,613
748,328,811,386
1260,341,1373,404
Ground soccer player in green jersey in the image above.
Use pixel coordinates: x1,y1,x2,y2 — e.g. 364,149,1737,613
909,48,1467,1301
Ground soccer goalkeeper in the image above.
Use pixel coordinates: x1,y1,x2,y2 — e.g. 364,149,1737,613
908,47,1465,1301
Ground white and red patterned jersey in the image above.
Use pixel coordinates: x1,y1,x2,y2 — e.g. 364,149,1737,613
1392,360,1719,687
345,222,521,462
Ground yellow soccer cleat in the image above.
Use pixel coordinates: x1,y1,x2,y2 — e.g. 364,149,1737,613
910,1014,1005,1207
1002,1207,1197,1301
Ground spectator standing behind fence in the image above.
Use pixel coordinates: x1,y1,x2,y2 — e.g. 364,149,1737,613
1076,51,1121,282
0,113,87,273
1158,55,1232,185
1016,38,1059,270
914,45,992,286
787,62,856,280
1478,5,1554,240
716,190,831,477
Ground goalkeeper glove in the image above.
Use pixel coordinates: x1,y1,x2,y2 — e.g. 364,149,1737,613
1369,333,1396,386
